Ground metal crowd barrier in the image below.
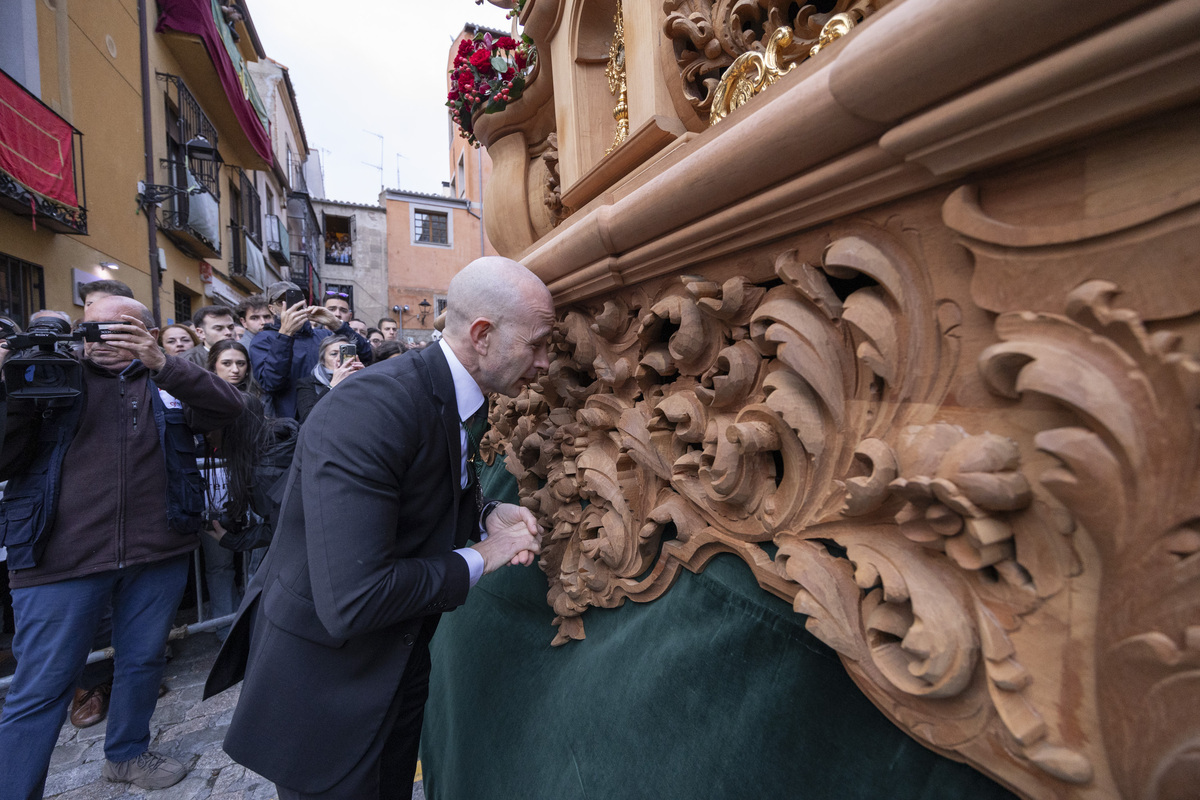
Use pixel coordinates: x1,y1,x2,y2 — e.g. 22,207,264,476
0,548,249,691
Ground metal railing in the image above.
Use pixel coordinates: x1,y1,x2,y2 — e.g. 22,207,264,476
264,213,290,263
289,251,321,303
0,550,257,691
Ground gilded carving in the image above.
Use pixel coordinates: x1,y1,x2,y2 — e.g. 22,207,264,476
709,12,863,126
663,0,888,116
604,1,629,155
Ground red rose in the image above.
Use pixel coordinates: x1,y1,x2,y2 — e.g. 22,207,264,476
469,48,493,73
514,51,527,70
457,70,475,90
458,39,474,56
503,67,515,80
495,36,519,50
447,89,460,101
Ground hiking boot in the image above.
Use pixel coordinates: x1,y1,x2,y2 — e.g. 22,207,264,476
101,751,188,789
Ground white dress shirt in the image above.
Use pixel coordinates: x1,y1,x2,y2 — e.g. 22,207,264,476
440,340,486,587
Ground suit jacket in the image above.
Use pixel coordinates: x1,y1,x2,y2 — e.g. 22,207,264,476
205,344,480,792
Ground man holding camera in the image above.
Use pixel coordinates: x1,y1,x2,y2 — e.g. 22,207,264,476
0,295,244,796
249,281,371,420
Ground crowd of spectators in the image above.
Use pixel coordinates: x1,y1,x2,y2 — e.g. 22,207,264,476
0,277,423,792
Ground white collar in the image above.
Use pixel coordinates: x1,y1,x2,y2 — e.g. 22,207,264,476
439,339,485,422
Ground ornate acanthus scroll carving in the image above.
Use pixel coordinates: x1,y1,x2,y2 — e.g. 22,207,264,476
979,281,1200,799
476,219,1200,795
663,0,888,117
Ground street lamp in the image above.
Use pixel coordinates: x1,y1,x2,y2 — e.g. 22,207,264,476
418,299,431,326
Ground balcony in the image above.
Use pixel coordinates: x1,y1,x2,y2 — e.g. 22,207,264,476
156,0,271,170
289,156,308,195
288,252,321,304
287,194,321,266
0,68,88,235
264,213,290,266
157,158,221,259
230,225,268,291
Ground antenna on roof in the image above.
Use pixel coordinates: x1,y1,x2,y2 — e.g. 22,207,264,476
362,130,384,192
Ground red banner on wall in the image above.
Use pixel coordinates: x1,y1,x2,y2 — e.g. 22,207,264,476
0,69,79,208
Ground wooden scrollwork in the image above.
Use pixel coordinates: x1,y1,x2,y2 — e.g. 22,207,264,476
475,215,1200,795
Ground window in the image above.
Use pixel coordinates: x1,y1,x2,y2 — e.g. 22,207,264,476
456,154,466,198
0,253,46,326
159,73,220,198
434,295,448,318
323,214,354,265
413,210,449,246
173,282,194,325
228,175,243,274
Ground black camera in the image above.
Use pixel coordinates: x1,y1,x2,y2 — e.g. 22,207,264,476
1,316,88,403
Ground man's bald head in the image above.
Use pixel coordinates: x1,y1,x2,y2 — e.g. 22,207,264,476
442,257,555,397
444,257,550,341
85,295,155,329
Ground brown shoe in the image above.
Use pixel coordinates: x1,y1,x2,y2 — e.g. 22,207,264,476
69,682,111,728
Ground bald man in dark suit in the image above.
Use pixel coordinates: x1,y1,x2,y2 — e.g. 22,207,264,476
205,257,554,799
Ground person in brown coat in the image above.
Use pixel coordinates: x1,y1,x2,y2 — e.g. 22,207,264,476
0,296,244,796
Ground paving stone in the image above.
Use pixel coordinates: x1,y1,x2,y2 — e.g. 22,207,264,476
49,741,91,769
30,630,425,799
42,760,101,797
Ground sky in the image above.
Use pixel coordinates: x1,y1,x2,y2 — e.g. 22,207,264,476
245,0,513,205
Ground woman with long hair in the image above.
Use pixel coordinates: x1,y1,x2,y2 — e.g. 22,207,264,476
197,341,272,635
207,338,261,398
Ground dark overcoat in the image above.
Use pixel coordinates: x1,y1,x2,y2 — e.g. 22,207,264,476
205,344,477,792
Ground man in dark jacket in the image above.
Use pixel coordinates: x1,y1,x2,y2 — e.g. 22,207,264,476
205,257,551,798
249,281,370,419
0,296,244,796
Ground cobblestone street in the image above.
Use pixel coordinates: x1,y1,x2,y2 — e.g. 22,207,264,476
2,631,425,800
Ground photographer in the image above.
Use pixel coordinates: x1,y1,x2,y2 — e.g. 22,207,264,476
0,296,243,795
248,281,370,420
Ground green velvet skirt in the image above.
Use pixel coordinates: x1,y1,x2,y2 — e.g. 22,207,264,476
420,465,1017,800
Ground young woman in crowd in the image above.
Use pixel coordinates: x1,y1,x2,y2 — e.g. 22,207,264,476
159,324,200,356
207,339,261,398
295,335,364,423
196,340,270,636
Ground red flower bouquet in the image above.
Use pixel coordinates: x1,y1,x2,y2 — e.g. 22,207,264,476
447,30,536,147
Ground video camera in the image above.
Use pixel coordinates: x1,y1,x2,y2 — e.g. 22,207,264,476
1,316,114,403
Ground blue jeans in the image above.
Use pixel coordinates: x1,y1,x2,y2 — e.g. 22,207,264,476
0,555,189,800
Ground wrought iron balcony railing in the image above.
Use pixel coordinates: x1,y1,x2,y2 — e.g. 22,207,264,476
264,214,291,265
288,252,321,304
157,158,221,258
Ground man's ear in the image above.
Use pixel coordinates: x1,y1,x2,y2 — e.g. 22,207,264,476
468,317,494,355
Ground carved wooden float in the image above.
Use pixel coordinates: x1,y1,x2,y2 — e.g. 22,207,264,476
471,1,1200,797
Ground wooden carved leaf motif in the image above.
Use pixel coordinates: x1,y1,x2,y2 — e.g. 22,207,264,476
979,281,1200,800
488,222,1149,794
